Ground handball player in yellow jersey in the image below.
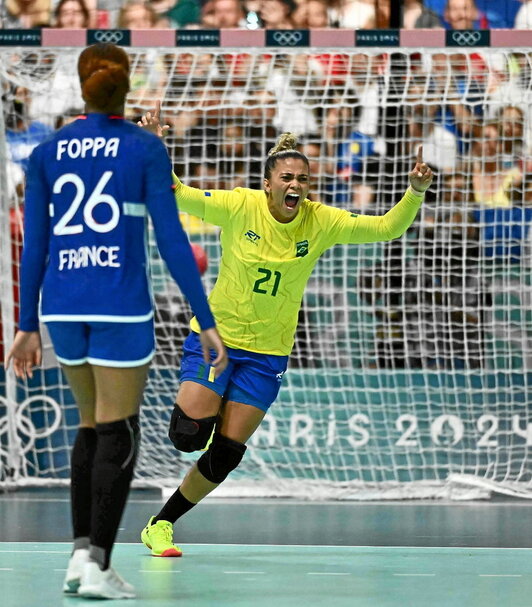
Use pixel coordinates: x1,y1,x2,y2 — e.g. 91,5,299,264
140,106,433,557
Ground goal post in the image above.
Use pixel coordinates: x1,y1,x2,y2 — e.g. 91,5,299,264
1,29,532,499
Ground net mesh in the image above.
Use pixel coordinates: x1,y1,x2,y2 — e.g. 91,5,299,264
1,45,532,499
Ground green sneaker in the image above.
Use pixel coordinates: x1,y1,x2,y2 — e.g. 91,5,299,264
141,516,182,557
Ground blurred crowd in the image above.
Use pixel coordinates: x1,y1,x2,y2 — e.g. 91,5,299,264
2,9,532,370
0,0,530,31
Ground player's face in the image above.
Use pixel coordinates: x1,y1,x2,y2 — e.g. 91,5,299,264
264,157,310,223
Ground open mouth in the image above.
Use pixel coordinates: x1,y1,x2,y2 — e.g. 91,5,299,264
284,193,299,209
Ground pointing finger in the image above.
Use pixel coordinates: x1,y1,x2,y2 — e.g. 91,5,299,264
154,100,160,120
416,145,423,165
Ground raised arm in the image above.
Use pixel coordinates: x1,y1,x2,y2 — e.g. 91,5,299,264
139,102,222,221
172,172,208,219
145,139,227,372
334,147,433,245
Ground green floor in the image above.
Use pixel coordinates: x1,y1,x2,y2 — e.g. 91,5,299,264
2,488,532,606
1,542,532,607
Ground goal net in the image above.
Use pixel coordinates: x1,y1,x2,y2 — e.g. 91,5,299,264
1,39,532,499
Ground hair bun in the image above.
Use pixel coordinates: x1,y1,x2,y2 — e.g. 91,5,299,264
82,60,129,112
268,133,298,156
78,44,130,112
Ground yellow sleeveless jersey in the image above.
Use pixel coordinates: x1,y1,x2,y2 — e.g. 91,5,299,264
173,175,423,356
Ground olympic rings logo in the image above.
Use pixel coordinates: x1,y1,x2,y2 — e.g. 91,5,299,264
451,31,481,46
93,30,124,44
0,395,62,459
272,31,303,46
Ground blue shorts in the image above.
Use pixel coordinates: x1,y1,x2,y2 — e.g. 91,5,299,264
180,332,288,412
46,320,155,367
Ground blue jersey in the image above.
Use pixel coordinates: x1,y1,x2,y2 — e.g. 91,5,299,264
19,113,214,332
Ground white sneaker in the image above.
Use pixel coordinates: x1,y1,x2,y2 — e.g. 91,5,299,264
78,561,136,599
63,548,90,594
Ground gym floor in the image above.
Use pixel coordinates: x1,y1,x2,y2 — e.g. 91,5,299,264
1,487,532,606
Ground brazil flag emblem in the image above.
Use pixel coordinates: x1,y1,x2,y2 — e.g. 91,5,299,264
296,240,309,258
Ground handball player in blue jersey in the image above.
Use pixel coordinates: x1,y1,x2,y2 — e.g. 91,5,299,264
6,43,227,600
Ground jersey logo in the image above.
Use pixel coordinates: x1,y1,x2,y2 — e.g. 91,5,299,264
350,213,358,218
245,229,261,244
295,240,309,257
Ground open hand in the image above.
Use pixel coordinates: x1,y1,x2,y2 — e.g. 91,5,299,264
5,330,42,380
137,100,170,138
408,146,433,193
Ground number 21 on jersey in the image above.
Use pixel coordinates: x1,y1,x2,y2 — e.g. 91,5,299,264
253,267,282,296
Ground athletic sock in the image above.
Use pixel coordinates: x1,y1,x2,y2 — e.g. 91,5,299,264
91,415,140,570
154,487,195,524
73,537,90,552
70,427,97,540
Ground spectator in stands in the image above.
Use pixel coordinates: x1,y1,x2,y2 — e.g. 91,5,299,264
265,54,320,136
323,81,383,207
25,49,85,127
259,0,296,28
411,168,488,369
331,0,375,29
407,83,458,173
54,0,90,28
443,0,489,29
297,139,335,203
511,172,532,207
514,0,532,28
484,53,532,155
159,0,201,27
2,0,51,27
5,86,53,173
118,2,169,108
403,0,443,28
244,88,278,164
292,0,329,28
471,122,521,208
219,122,262,189
347,53,382,142
331,0,442,29
118,0,163,27
189,162,219,190
472,173,532,266
202,0,246,28
496,105,525,167
168,79,224,173
146,0,175,15
430,52,485,154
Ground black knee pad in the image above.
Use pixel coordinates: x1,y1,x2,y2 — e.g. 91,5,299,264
168,403,217,452
95,415,140,469
196,432,247,484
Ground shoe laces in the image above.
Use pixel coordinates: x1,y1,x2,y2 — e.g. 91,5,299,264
156,520,173,543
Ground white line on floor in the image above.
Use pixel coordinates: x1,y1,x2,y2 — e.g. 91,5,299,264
307,572,350,576
139,570,182,573
224,571,266,574
393,573,436,576
0,543,530,552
